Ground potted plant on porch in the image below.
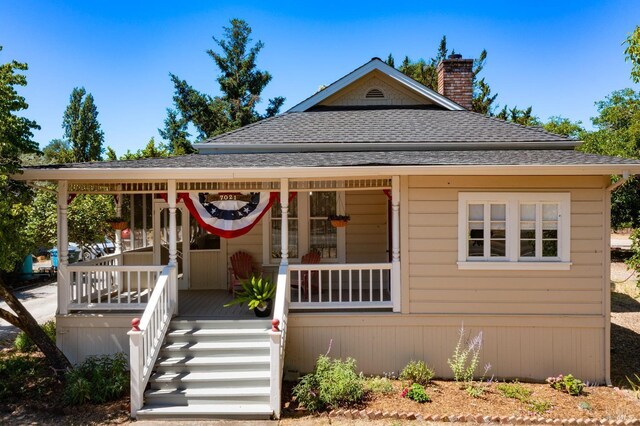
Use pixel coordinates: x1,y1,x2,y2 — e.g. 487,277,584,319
106,216,128,230
224,275,276,317
328,214,350,228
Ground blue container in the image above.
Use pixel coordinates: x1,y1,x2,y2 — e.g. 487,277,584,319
21,254,33,276
49,248,58,268
49,246,80,268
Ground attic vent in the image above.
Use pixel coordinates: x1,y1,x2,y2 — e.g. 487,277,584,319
365,88,385,99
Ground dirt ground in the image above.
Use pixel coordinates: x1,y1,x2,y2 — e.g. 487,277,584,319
1,262,639,424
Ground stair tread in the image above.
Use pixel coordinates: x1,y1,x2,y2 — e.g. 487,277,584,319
157,355,270,366
162,340,270,350
167,328,269,336
137,403,272,416
151,369,270,382
145,386,271,397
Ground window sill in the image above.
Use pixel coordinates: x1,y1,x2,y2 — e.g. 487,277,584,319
457,261,572,271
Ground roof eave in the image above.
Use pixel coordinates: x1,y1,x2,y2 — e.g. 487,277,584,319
15,163,640,182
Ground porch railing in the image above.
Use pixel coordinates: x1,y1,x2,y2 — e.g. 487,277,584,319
288,263,392,309
128,264,177,418
66,253,165,311
269,264,289,419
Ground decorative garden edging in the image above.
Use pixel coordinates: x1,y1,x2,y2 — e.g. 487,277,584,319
328,409,640,425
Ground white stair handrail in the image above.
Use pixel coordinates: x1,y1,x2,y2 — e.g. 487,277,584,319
128,264,177,418
269,264,290,419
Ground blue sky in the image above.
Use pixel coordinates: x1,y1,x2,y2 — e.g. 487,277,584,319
1,1,639,155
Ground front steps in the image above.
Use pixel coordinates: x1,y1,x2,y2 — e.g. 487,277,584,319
135,318,274,420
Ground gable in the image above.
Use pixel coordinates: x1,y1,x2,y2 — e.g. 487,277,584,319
318,70,436,108
288,58,463,112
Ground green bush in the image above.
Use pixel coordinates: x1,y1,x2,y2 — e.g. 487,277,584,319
292,355,365,411
399,360,434,386
403,383,431,403
496,381,532,401
0,353,57,401
546,374,585,396
14,320,56,352
64,353,128,405
365,376,394,394
528,399,552,414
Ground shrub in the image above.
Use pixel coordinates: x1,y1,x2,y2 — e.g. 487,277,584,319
0,353,57,401
399,360,434,386
496,381,532,401
402,383,431,403
14,320,56,352
365,376,394,394
528,399,552,414
448,324,484,383
64,353,128,405
546,374,585,396
292,355,365,411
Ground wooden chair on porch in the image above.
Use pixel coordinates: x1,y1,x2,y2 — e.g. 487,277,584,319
290,250,321,301
228,251,258,296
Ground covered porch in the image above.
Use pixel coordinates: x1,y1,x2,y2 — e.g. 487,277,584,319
54,176,402,316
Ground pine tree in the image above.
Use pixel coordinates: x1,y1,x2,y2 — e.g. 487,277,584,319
62,87,104,162
169,19,285,140
158,108,194,155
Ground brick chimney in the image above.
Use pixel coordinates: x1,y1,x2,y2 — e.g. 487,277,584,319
436,54,474,110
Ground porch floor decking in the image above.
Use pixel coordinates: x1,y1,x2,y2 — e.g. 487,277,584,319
177,290,267,319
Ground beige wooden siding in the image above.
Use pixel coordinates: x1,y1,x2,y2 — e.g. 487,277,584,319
346,190,388,263
320,70,433,107
227,221,263,272
190,250,226,290
56,314,132,365
286,314,605,382
406,176,607,316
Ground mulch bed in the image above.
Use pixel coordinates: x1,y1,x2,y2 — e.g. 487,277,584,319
283,380,640,422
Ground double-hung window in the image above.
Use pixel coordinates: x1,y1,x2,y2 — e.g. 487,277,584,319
266,191,344,264
458,193,571,270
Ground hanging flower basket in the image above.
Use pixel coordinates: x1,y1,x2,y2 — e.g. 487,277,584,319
328,215,350,228
106,217,128,230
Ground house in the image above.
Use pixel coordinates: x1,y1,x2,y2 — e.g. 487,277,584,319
19,56,640,419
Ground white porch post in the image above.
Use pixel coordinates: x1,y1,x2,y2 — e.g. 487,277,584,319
167,180,178,313
115,193,123,254
57,180,69,315
391,176,401,312
130,194,136,250
142,194,147,247
280,178,289,266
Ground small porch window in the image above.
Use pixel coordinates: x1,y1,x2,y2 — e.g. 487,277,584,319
309,192,337,259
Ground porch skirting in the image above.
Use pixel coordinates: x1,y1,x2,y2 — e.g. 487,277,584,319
285,313,606,383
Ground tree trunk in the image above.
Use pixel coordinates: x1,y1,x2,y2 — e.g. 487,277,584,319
0,276,72,374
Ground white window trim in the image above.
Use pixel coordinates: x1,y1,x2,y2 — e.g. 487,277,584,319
457,192,571,270
263,191,346,265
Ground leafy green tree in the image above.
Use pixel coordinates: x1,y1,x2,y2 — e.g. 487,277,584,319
158,108,194,154
42,138,74,164
624,25,640,83
104,146,117,161
119,137,169,160
0,46,72,372
169,18,285,140
579,88,640,230
543,116,584,139
495,105,540,126
62,87,104,162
